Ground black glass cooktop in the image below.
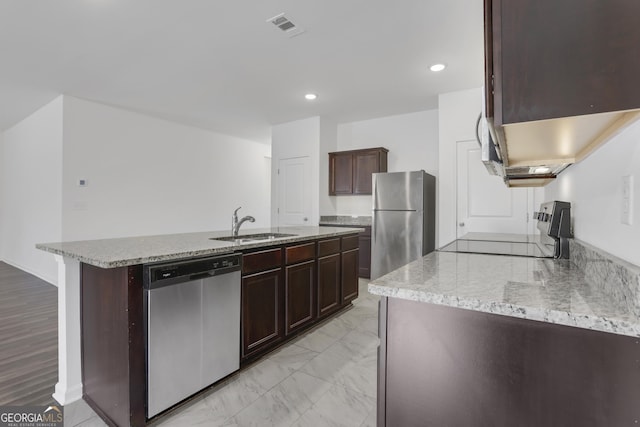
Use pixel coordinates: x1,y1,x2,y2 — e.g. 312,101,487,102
439,239,553,258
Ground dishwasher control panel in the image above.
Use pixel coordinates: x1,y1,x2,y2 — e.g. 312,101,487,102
144,254,241,289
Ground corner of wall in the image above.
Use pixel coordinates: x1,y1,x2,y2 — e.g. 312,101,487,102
0,95,64,285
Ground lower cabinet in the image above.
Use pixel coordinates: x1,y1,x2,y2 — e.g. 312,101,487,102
341,235,360,304
241,268,284,359
342,249,359,303
285,260,316,335
358,226,371,278
241,234,359,363
320,224,371,278
317,253,341,318
378,297,640,427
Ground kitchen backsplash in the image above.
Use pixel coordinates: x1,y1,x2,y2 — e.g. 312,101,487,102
570,239,640,318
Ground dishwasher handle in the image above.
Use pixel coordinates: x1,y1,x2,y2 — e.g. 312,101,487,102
189,265,240,281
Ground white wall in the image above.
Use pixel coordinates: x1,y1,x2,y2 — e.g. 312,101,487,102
270,117,321,226
319,117,338,215
61,97,271,241
1,96,271,284
438,88,483,247
0,96,64,284
329,110,439,216
545,119,640,266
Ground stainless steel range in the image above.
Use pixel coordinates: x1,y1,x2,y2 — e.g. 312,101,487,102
440,201,571,259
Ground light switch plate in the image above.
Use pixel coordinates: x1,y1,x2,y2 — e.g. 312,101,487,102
621,175,633,225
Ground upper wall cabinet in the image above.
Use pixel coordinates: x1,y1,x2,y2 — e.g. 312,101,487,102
329,148,388,195
485,0,640,186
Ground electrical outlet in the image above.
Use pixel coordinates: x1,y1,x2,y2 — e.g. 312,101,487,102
621,175,633,225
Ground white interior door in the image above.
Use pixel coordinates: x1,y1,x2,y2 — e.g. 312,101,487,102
456,140,530,238
278,156,312,226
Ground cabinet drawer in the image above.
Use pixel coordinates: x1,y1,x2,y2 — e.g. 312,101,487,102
318,238,341,257
286,242,316,265
342,235,359,251
242,248,282,275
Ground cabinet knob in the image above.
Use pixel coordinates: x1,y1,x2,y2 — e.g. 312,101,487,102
303,217,308,222
458,222,465,227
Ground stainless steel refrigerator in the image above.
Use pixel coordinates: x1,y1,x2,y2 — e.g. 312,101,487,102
371,171,436,280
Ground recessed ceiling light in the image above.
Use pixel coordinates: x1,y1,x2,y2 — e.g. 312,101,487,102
305,93,317,100
429,63,446,72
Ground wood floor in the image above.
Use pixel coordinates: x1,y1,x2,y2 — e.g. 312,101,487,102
0,261,58,406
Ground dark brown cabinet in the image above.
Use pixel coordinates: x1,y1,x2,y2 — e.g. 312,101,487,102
329,148,388,195
241,248,284,359
317,238,342,318
81,264,146,427
358,226,371,278
484,0,640,183
341,235,360,303
486,0,640,126
241,269,284,358
240,234,359,363
285,243,316,335
377,297,640,427
321,224,371,278
341,249,359,303
329,153,354,195
285,261,315,335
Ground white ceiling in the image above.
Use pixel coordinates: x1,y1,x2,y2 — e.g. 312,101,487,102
0,0,484,143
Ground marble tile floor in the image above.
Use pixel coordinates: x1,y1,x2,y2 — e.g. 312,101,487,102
65,279,379,427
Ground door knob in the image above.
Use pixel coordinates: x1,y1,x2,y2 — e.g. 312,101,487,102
458,222,465,227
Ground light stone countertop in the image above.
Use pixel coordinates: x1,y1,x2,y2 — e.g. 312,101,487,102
36,226,363,269
369,250,640,338
319,215,372,227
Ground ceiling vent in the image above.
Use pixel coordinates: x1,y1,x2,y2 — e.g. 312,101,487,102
266,13,306,38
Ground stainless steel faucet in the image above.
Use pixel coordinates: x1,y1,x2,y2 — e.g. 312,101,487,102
232,207,255,237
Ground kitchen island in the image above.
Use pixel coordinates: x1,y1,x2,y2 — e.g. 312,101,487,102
37,226,362,427
369,241,640,426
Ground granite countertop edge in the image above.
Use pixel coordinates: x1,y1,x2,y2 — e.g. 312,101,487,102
368,247,640,338
368,283,640,338
36,226,364,268
319,215,372,227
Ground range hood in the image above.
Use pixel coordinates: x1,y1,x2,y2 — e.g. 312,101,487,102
480,109,640,187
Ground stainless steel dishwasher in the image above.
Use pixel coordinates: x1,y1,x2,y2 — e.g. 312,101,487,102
143,254,241,418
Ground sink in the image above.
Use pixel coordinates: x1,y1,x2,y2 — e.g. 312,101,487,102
210,233,297,243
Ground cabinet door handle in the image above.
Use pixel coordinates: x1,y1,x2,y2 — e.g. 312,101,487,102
458,222,465,227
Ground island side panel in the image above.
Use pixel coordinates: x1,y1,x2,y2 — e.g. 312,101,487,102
381,298,640,427
81,263,145,427
127,265,146,427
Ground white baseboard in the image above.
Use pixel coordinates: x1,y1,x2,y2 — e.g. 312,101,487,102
1,257,58,287
53,382,83,406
